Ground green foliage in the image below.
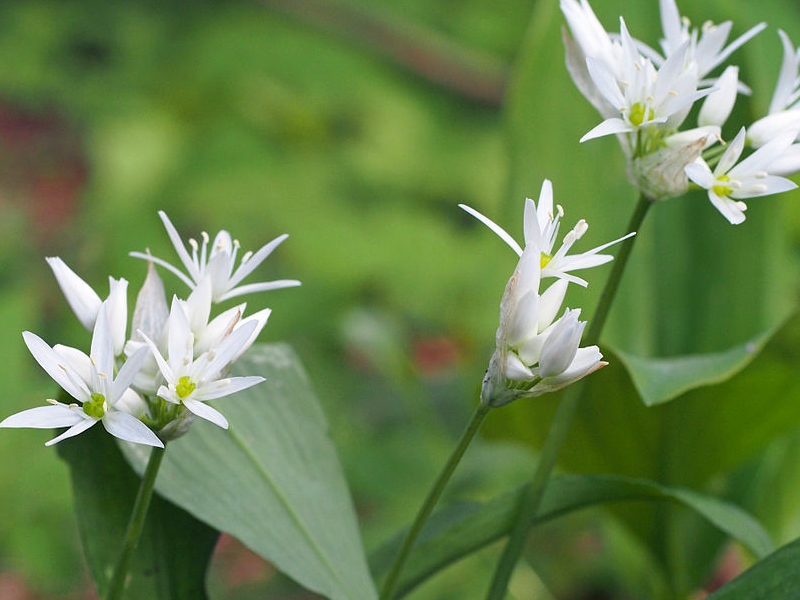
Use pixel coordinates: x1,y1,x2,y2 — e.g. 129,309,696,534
706,536,800,600
370,474,774,598
122,343,377,600
58,423,218,600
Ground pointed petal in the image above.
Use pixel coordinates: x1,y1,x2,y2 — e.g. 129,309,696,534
227,234,289,289
218,279,302,301
45,418,98,446
1,403,86,429
102,411,163,447
46,257,102,331
23,332,89,402
458,204,523,256
182,399,229,429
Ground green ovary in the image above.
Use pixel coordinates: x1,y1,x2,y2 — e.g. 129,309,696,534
84,392,106,418
629,102,654,127
176,376,197,399
540,253,552,269
713,175,733,197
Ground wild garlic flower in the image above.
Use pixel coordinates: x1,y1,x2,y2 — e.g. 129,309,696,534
685,128,798,224
0,304,162,447
654,0,765,82
460,180,634,287
480,247,605,407
581,21,710,147
142,298,265,430
131,211,301,303
560,0,781,205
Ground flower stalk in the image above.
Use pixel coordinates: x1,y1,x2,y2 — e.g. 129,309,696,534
485,193,652,600
379,401,492,600
106,444,167,600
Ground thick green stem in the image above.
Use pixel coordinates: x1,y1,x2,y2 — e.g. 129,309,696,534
485,194,652,599
106,444,166,600
379,401,492,600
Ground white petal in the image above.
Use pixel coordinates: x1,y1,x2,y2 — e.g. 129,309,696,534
699,66,739,127
46,257,101,331
23,332,89,402
707,191,747,225
217,279,302,302
102,411,164,447
183,399,229,429
1,403,86,429
580,117,634,142
45,418,98,446
193,375,265,402
458,204,523,256
227,234,289,289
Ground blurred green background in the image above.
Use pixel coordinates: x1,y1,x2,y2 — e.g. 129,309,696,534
1,0,800,598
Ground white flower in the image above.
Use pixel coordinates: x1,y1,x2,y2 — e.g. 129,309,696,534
131,211,301,303
685,127,798,224
46,257,129,356
459,180,634,286
1,304,161,447
480,249,605,407
581,20,709,144
142,298,265,429
656,0,765,81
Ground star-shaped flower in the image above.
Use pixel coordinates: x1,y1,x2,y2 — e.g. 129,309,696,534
142,298,265,429
1,304,161,447
685,127,798,224
131,211,301,303
460,180,634,286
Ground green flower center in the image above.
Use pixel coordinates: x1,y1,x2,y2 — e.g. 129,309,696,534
540,253,552,269
176,376,197,399
629,102,654,127
84,392,106,418
712,174,733,197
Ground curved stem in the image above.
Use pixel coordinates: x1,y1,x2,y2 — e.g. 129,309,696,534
106,444,167,600
379,401,492,600
485,194,652,599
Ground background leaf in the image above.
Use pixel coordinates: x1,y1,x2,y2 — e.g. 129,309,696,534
370,474,774,598
705,536,800,600
58,420,219,600
614,315,787,407
123,342,377,600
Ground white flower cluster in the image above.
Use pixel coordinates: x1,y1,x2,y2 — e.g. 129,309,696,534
562,0,800,223
1,213,300,447
461,180,633,407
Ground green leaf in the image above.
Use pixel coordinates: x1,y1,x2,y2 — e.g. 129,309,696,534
705,537,800,600
614,315,788,407
370,474,773,598
58,422,218,600
123,343,377,600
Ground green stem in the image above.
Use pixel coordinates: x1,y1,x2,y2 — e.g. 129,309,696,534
379,401,492,600
106,444,167,600
485,194,652,599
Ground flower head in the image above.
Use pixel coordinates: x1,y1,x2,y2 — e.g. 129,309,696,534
685,127,798,224
141,298,265,429
131,211,301,303
480,249,605,407
1,303,162,447
460,180,634,286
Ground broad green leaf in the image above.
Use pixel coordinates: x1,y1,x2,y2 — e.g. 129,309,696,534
705,537,800,600
614,315,788,407
370,474,773,598
123,343,377,600
58,421,218,600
